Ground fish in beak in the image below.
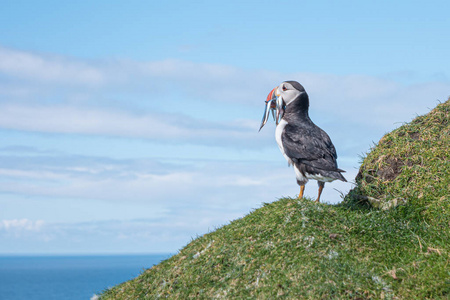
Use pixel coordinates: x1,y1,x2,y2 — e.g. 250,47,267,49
259,87,277,131
276,91,285,123
259,87,285,131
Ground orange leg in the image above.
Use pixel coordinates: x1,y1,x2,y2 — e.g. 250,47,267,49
315,182,325,203
298,185,305,199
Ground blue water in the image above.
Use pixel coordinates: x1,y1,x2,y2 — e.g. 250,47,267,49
0,254,170,300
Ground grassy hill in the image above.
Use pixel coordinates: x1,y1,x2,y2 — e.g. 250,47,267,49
101,99,449,299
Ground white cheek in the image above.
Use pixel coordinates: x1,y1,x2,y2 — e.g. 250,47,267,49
283,90,302,105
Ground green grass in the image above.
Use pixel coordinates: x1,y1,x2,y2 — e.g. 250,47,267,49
101,99,450,299
345,98,449,226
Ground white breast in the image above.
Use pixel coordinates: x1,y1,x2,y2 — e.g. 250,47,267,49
275,119,293,166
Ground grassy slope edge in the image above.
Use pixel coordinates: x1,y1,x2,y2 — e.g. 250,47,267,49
346,98,449,225
101,99,449,299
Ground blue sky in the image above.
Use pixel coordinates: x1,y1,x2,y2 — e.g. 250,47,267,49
0,1,449,254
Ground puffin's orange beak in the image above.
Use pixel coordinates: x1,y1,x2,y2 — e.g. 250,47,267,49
266,87,277,107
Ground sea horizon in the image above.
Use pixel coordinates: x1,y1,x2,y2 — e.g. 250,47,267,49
0,252,172,257
0,253,172,300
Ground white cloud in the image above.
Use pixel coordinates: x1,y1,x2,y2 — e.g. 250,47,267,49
0,151,354,220
0,104,270,148
0,219,44,233
0,46,273,103
0,156,285,202
0,46,104,85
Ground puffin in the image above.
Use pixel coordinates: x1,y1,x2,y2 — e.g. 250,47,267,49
259,81,346,202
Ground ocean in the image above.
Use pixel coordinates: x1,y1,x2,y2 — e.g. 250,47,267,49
0,254,171,300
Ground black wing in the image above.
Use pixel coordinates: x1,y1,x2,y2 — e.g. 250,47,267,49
282,123,341,172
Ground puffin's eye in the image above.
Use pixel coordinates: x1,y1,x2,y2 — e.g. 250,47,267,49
282,85,287,91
